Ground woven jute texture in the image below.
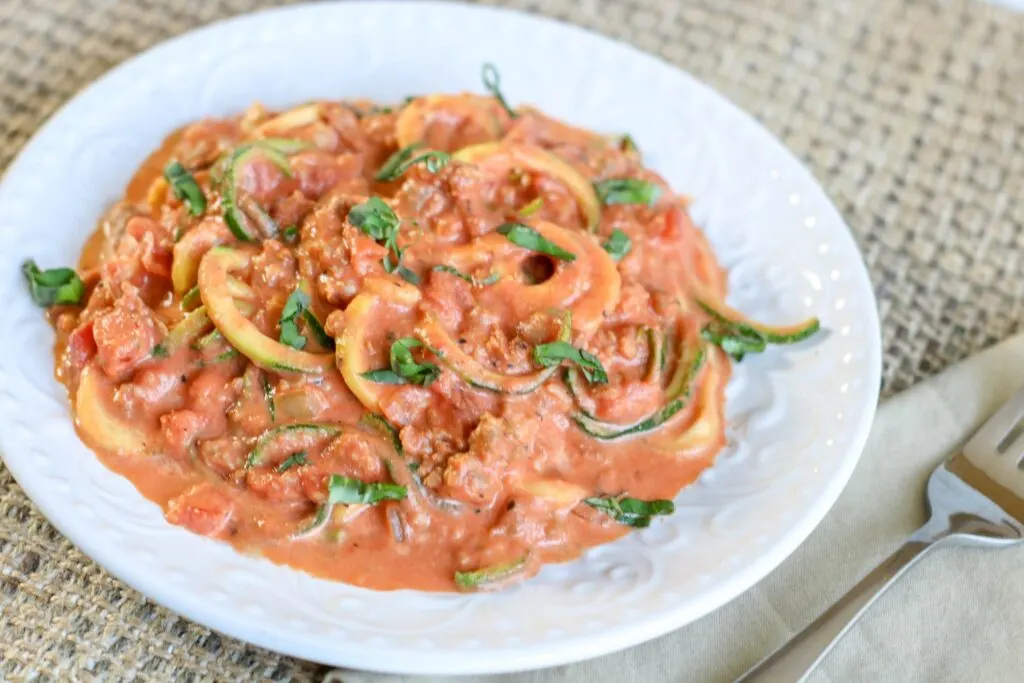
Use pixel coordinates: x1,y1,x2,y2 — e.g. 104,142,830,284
1,0,1022,680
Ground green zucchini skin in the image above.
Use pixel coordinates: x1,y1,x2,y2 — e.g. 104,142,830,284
415,311,571,395
198,247,335,374
454,555,530,592
244,423,342,469
697,299,820,344
573,398,686,441
218,138,309,241
570,342,707,441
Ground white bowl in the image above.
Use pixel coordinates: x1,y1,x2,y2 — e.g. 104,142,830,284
0,1,881,674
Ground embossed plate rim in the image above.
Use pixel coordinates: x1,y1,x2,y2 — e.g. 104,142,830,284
0,1,881,674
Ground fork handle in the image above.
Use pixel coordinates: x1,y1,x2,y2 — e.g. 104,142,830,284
735,539,936,682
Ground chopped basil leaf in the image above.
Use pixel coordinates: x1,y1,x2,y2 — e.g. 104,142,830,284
302,308,335,350
397,265,421,285
349,197,400,241
432,265,499,286
496,223,576,261
594,178,662,207
481,62,517,119
602,229,632,261
326,474,407,506
151,342,169,358
349,197,411,276
391,337,439,385
362,337,440,386
360,369,408,384
533,341,608,384
375,144,450,181
584,495,674,528
278,286,334,351
281,224,299,244
163,161,207,216
518,197,544,217
22,260,85,307
375,143,421,180
278,288,310,350
277,451,307,472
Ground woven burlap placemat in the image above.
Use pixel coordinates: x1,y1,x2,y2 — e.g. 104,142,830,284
1,0,1022,679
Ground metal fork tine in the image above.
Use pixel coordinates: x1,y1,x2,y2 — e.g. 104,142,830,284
963,384,1024,458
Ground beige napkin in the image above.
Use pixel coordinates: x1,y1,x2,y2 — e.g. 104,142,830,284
329,333,1024,683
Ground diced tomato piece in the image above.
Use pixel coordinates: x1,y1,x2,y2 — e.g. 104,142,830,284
119,216,173,279
246,468,306,504
66,321,97,371
165,482,235,538
91,286,160,381
658,203,687,241
160,410,204,463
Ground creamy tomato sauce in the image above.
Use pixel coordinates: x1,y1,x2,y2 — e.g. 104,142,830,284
36,82,808,592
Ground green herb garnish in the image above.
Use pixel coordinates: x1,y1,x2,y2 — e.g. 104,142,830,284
277,451,308,472
281,224,299,244
301,473,408,535
359,369,407,384
375,143,451,181
594,178,662,207
348,197,414,280
151,342,169,358
602,229,632,261
163,161,207,216
481,62,516,119
533,341,608,384
278,288,311,350
349,197,399,241
584,495,675,528
397,266,421,286
496,223,575,261
22,260,85,307
362,337,440,386
278,286,334,351
325,474,407,505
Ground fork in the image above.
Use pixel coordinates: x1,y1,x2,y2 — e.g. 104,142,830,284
737,383,1024,682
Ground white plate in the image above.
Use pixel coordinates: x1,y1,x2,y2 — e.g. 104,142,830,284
0,1,881,674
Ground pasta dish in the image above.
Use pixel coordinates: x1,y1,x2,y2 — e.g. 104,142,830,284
24,66,818,591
